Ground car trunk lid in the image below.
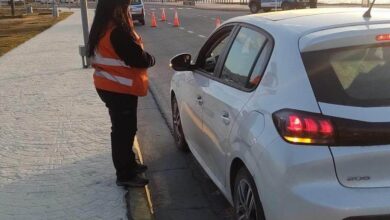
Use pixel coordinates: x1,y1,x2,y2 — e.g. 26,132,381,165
300,25,390,188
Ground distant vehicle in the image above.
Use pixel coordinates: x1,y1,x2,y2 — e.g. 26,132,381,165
249,0,316,13
170,8,390,220
40,0,53,3
60,0,76,3
129,0,145,26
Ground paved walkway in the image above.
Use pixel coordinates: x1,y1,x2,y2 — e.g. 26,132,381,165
0,10,130,220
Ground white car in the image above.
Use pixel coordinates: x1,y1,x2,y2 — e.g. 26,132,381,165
170,8,390,220
129,0,145,25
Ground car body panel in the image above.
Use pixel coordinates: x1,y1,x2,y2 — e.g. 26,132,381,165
201,77,255,187
228,8,390,38
300,23,390,52
171,8,390,220
172,71,206,160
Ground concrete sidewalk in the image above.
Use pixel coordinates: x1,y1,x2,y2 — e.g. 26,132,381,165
0,9,150,220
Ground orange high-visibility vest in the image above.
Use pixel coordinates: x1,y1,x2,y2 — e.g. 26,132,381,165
91,25,148,96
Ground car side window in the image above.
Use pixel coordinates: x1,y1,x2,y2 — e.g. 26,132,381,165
198,28,233,76
220,27,267,89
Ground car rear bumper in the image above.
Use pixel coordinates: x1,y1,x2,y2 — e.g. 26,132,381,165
281,182,390,219
131,14,144,20
255,138,390,220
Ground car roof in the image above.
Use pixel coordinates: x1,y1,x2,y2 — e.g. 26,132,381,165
229,8,390,37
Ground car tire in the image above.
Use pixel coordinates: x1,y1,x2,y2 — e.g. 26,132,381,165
262,8,271,12
249,2,261,14
171,96,189,151
233,167,266,220
281,2,290,10
140,19,145,25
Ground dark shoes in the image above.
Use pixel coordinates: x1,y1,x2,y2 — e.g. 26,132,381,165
116,175,149,188
116,163,149,188
135,163,148,174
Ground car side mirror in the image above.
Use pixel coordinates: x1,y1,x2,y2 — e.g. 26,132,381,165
170,53,193,71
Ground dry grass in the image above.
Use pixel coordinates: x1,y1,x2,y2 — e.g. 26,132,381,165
0,7,73,57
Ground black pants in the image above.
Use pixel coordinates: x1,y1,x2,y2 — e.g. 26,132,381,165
97,89,138,180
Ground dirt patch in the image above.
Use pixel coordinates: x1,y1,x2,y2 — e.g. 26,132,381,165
0,7,73,57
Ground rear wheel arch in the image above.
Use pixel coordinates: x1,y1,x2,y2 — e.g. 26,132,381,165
171,90,176,102
230,158,246,195
231,159,267,220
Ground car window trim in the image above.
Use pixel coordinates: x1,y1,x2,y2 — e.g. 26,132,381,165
246,41,274,91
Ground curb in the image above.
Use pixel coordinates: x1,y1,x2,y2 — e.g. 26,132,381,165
148,79,174,133
126,137,155,220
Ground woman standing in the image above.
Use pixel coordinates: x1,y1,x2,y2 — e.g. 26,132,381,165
88,0,155,187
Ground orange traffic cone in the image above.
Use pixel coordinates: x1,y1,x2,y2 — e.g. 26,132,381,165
161,8,167,22
173,10,180,27
151,12,157,28
215,16,221,28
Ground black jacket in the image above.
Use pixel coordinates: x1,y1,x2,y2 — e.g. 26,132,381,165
110,27,155,68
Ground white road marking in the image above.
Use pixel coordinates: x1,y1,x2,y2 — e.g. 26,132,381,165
178,7,183,9
179,27,185,30
167,22,172,25
169,8,174,10
187,30,194,34
198,34,206,38
150,8,156,11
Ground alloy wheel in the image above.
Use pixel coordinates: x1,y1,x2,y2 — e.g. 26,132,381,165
235,179,258,220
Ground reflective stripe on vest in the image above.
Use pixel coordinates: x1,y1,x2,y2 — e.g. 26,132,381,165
94,71,133,87
92,52,128,68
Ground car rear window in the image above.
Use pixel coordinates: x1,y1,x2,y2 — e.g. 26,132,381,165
301,44,390,107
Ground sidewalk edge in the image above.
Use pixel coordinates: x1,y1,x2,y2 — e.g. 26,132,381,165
125,137,155,220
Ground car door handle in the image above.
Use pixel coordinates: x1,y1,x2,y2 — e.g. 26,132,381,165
196,96,203,106
221,111,230,125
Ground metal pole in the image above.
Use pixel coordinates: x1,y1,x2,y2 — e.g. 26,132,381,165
80,0,90,67
52,0,58,17
10,0,15,16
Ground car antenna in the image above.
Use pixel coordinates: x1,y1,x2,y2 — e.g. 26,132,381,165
363,0,376,18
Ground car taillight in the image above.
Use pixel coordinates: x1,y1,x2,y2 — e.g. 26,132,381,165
376,34,390,42
273,109,335,145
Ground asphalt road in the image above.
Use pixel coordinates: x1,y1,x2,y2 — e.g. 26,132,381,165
133,5,248,220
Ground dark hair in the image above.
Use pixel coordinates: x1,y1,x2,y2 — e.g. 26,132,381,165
87,0,135,57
